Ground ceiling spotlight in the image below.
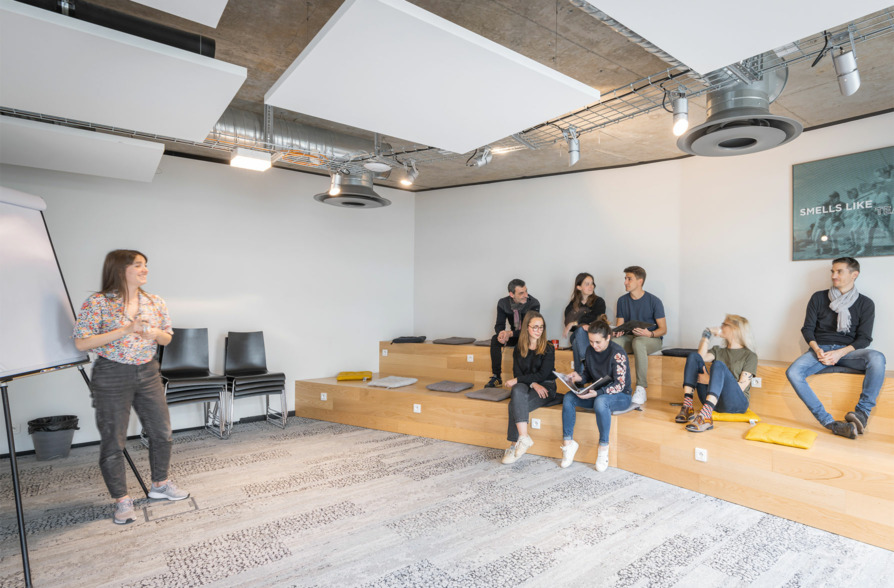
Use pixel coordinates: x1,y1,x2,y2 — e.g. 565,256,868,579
564,126,580,167
329,172,344,196
400,161,419,186
230,147,272,171
467,146,493,168
672,96,689,137
833,49,860,96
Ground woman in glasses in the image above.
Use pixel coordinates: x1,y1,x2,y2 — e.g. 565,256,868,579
501,311,557,464
558,318,630,472
675,314,758,432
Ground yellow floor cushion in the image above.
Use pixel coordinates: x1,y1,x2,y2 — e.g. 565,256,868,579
744,423,817,449
713,408,760,422
336,371,373,381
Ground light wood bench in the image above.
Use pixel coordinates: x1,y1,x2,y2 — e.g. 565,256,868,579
295,341,894,550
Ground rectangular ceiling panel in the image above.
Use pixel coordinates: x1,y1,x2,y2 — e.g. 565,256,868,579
132,0,229,28
265,0,601,154
586,0,893,75
0,116,164,182
0,0,246,142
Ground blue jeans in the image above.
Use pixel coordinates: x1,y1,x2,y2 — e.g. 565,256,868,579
785,345,886,426
562,391,631,445
90,357,173,499
571,327,587,373
682,353,749,413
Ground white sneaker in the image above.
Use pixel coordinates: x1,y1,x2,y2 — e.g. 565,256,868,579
595,444,609,472
632,386,647,405
501,446,519,464
560,440,579,468
515,435,534,458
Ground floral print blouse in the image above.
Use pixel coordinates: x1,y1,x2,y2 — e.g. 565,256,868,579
74,291,173,365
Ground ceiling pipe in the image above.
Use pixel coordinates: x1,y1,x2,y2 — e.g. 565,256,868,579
210,107,390,168
14,0,215,57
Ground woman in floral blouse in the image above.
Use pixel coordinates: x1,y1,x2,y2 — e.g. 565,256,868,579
74,250,189,525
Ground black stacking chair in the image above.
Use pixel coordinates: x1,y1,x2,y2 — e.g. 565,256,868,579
224,331,287,434
142,328,227,443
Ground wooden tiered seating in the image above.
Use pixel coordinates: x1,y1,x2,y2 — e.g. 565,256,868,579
295,341,894,550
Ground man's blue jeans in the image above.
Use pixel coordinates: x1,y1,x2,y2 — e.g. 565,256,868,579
786,345,886,426
562,391,631,445
683,353,749,413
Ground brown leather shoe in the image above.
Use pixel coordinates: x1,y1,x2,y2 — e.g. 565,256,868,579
675,405,695,423
686,414,714,433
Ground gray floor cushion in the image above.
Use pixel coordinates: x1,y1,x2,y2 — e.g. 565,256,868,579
426,380,474,393
465,387,511,402
433,337,477,345
473,339,491,346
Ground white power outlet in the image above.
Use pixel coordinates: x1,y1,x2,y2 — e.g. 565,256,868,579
751,377,762,388
320,392,327,401
467,354,474,363
695,447,708,462
382,349,388,357
413,404,421,413
531,418,541,430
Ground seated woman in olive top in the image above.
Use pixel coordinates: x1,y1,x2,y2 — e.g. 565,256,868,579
676,314,758,432
501,311,557,464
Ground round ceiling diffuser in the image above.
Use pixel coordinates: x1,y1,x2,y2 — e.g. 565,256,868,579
314,170,391,208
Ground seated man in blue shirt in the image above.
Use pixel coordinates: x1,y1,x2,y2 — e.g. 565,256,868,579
786,257,886,439
612,266,667,405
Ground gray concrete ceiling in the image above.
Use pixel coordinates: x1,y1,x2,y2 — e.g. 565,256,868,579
87,0,894,190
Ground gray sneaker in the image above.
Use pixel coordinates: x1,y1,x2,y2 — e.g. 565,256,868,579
113,498,136,525
845,410,868,434
148,481,190,501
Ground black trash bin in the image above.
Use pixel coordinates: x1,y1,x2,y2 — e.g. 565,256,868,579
28,415,79,461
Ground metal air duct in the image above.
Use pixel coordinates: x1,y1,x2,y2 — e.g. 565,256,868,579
314,170,391,208
676,66,802,156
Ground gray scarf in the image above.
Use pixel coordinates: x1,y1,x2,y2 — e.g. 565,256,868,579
829,287,859,333
509,299,524,330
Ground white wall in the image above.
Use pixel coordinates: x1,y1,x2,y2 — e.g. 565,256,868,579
679,112,894,360
1,156,415,453
413,162,684,354
414,112,894,363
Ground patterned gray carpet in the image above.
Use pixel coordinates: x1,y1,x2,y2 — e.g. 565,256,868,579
1,417,891,587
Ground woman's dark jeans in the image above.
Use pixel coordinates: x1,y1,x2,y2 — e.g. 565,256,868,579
90,357,173,498
507,382,557,442
682,353,749,413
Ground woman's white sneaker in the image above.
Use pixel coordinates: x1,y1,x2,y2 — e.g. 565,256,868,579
515,435,534,458
560,440,579,468
595,444,609,472
502,446,519,464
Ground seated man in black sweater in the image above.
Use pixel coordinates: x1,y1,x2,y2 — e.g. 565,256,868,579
785,257,887,438
487,279,540,388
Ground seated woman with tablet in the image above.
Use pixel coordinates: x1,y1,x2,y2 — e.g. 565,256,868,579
558,318,631,472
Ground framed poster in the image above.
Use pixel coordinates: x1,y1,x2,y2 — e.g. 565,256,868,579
792,146,894,261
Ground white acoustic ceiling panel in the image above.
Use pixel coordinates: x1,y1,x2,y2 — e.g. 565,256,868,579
0,0,246,142
0,116,165,182
585,0,893,75
265,0,601,154
133,0,229,28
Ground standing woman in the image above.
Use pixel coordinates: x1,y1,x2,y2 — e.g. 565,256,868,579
675,314,758,432
563,272,607,374
560,319,630,472
501,311,557,464
74,250,189,525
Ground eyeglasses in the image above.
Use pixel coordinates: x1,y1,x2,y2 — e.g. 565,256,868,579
529,324,545,331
